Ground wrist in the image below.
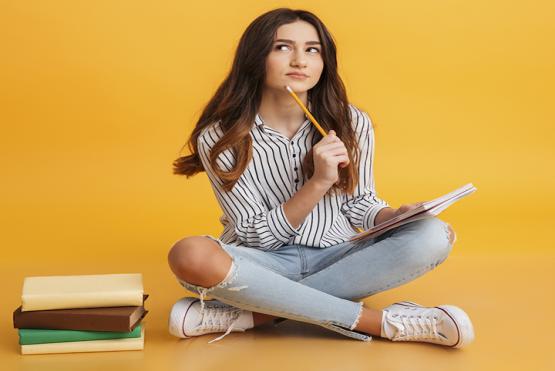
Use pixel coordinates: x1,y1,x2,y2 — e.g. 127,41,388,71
307,178,333,193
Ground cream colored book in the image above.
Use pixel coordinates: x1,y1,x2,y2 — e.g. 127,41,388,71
21,273,144,312
21,328,144,355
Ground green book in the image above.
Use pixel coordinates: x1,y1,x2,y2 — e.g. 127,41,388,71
18,324,142,345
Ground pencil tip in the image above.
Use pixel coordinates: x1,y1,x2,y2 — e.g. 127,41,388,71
285,85,292,92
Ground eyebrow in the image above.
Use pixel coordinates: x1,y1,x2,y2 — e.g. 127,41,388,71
274,38,322,45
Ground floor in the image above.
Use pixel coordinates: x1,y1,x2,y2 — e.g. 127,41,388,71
2,242,554,371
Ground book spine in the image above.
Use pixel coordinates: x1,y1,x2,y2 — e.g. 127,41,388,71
21,290,143,311
20,329,145,355
19,325,141,345
14,312,132,332
14,307,146,332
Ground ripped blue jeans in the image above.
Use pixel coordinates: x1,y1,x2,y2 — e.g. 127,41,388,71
175,217,454,342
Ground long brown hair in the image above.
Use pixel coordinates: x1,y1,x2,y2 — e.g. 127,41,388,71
173,8,362,196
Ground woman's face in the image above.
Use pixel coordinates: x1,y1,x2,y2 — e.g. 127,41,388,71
264,20,324,94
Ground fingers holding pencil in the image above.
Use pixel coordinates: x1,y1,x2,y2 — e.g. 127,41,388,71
312,129,350,185
328,130,349,169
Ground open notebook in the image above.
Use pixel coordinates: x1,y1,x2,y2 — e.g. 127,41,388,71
351,183,477,241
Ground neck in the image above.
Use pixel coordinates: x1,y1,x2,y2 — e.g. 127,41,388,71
258,87,308,131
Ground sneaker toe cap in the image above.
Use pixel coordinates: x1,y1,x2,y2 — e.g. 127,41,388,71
169,297,199,338
437,305,475,348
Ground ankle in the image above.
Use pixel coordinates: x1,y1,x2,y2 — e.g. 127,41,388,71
353,306,384,337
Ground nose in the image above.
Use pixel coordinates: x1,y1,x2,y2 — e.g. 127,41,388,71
291,49,307,68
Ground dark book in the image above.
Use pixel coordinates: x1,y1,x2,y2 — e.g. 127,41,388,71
13,294,148,332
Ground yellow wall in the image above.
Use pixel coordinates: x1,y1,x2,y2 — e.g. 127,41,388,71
1,0,553,263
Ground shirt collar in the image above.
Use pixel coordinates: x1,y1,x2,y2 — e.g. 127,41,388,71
254,113,264,126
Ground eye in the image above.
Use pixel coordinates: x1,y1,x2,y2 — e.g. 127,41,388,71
276,44,290,51
275,44,321,53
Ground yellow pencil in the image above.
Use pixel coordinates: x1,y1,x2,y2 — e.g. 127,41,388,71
285,85,328,137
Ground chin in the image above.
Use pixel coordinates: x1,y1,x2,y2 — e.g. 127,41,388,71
285,82,311,93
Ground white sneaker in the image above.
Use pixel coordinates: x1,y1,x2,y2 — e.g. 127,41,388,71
168,297,254,343
381,301,475,348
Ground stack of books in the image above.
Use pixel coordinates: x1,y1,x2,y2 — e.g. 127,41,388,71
13,273,148,355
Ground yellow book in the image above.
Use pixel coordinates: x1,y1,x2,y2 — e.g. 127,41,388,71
22,273,144,311
21,328,144,354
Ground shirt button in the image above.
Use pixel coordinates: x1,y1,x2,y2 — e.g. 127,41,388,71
295,178,299,183
292,154,296,158
291,141,294,145
294,167,298,170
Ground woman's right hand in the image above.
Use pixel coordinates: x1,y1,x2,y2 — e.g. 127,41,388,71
311,130,350,187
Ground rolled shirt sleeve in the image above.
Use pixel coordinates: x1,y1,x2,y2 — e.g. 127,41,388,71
197,135,301,251
340,108,390,230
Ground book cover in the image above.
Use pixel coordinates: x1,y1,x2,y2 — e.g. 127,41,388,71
19,324,142,345
21,328,145,355
21,273,144,311
14,295,148,332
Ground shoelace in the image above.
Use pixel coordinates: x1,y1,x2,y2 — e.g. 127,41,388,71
195,286,250,343
195,287,245,344
388,312,441,341
201,307,243,344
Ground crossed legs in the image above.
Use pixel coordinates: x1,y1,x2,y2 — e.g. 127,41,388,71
168,219,456,337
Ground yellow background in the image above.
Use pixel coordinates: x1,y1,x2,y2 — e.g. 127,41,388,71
1,1,554,370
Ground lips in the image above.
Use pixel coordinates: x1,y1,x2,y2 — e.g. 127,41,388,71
287,73,308,78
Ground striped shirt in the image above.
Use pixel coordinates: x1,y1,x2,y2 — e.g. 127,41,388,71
197,104,389,251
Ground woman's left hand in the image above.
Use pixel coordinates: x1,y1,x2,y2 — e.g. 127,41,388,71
375,201,424,225
391,202,424,218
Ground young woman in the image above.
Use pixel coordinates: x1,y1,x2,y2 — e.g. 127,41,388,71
168,8,474,347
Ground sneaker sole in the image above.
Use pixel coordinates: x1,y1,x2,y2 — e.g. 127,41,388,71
390,301,475,348
169,298,200,338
